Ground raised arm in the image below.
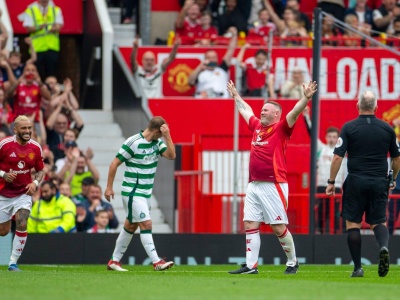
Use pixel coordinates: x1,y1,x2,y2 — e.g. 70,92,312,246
263,0,286,34
160,124,176,160
161,38,180,71
227,80,254,125
236,43,250,69
286,81,317,128
188,60,206,86
175,0,194,29
130,39,139,73
222,27,238,67
25,37,37,64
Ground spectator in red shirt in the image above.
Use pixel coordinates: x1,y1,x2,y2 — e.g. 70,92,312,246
175,0,202,39
196,10,218,41
248,8,277,40
6,63,51,123
237,43,275,98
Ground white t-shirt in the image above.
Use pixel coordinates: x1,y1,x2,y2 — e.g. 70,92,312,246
20,1,64,27
195,67,229,98
137,66,163,98
316,139,347,188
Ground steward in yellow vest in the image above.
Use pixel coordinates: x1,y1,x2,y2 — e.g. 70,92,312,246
28,180,76,233
20,1,64,78
23,1,63,53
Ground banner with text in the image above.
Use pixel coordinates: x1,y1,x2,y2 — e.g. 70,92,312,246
119,47,400,100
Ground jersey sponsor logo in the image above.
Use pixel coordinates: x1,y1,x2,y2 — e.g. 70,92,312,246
9,152,16,157
9,168,30,175
335,137,343,148
253,129,268,145
252,140,269,146
144,153,158,162
17,161,26,169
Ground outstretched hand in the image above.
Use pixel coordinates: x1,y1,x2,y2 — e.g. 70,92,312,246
302,81,318,100
227,80,239,98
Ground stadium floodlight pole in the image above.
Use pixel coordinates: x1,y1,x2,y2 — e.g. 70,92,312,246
309,7,322,236
139,0,151,45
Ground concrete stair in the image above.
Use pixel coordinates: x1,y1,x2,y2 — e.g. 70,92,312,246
77,110,172,233
108,7,136,47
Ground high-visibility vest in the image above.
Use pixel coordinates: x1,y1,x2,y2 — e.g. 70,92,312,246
27,193,76,233
25,4,61,52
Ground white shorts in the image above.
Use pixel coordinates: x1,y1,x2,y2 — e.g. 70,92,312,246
243,181,289,225
0,194,32,223
122,195,152,223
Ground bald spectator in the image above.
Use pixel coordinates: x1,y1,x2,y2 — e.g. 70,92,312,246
131,38,179,98
373,0,400,34
188,26,237,98
175,0,202,38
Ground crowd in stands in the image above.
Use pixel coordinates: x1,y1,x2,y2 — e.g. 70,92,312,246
126,0,399,100
171,0,400,46
0,1,119,234
0,1,398,235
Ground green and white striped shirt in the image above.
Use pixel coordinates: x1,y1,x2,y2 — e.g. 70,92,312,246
116,132,167,198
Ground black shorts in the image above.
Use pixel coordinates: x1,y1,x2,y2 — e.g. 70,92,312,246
342,173,388,224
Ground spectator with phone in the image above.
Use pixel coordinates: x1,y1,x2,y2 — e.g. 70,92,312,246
188,26,237,98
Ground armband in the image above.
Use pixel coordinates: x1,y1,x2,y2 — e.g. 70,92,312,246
33,180,39,187
0,170,5,178
327,179,335,185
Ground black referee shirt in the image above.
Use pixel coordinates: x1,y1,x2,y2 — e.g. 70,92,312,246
334,115,400,178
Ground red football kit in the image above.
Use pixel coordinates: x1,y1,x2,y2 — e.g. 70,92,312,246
0,136,44,197
176,17,202,38
13,82,41,122
248,115,294,183
197,26,218,39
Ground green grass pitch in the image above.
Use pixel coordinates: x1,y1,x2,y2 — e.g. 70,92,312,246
1,264,398,300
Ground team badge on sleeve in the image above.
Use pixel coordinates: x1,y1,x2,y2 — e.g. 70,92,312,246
335,137,343,148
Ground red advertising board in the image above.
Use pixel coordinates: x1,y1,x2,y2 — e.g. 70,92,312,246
148,98,400,147
6,0,83,34
120,46,400,100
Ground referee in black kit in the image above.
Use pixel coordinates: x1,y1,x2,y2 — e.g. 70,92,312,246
325,91,400,278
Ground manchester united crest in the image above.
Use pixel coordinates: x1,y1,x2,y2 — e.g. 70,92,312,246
168,64,193,93
28,152,35,160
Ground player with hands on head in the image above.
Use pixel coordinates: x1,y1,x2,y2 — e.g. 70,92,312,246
0,115,44,271
227,79,317,275
105,117,176,272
